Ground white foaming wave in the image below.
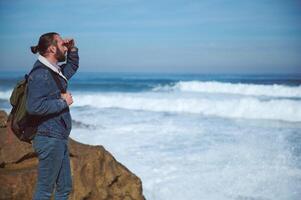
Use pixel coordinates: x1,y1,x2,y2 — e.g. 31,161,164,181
73,93,301,122
153,81,301,98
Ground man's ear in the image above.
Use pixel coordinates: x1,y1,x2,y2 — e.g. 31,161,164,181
48,45,57,54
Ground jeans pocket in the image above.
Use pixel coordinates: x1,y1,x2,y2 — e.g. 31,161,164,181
33,135,49,156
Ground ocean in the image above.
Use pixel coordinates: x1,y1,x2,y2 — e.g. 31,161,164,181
1,71,301,200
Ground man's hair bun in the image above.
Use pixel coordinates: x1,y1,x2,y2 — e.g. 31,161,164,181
31,45,39,54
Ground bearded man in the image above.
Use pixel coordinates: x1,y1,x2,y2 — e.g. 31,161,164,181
26,32,79,200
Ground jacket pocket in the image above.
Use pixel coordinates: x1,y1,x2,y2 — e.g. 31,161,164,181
48,90,60,99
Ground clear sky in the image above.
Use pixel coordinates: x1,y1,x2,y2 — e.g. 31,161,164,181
0,0,301,74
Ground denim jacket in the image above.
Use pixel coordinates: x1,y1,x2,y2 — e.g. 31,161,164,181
26,49,79,140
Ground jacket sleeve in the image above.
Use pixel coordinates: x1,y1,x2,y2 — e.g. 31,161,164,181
60,48,79,80
26,69,68,116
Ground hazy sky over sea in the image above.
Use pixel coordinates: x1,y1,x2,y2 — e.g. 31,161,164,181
0,0,301,74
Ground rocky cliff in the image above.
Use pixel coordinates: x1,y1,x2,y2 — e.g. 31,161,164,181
0,110,145,200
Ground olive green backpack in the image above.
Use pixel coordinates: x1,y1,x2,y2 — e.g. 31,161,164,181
7,66,64,143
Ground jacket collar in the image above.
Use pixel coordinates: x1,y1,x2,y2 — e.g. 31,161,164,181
37,55,68,81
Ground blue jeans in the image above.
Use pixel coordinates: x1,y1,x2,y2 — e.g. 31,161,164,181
32,135,72,200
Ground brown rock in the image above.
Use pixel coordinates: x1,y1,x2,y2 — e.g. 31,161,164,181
0,110,145,200
0,110,7,128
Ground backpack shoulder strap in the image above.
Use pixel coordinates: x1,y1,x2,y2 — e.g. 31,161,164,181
48,70,66,93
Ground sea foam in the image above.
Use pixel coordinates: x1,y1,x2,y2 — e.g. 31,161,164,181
153,81,301,98
72,92,301,122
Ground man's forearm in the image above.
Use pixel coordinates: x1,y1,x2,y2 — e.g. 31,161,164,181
61,48,79,80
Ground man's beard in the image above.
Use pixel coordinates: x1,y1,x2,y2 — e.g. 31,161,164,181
55,47,66,62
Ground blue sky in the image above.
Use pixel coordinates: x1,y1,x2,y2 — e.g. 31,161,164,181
0,0,301,74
